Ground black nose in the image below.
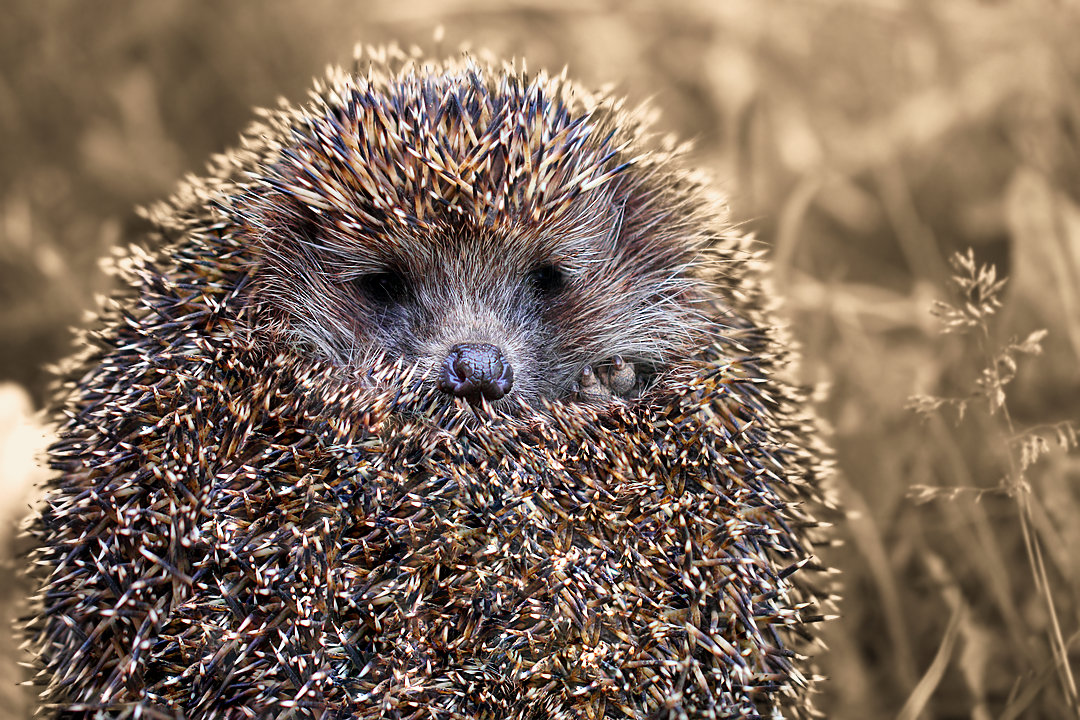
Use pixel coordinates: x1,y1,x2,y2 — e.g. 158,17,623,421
438,343,514,403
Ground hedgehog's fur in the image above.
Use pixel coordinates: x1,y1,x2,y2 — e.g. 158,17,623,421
26,48,836,719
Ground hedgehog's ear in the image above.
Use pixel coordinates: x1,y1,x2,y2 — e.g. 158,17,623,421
235,176,324,252
282,210,323,248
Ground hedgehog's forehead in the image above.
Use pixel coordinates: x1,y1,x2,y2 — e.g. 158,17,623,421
307,204,614,281
270,68,634,231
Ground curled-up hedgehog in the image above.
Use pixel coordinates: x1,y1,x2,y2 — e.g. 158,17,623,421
26,47,836,719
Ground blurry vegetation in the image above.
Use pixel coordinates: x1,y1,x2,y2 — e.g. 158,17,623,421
1,0,1078,718
905,250,1079,718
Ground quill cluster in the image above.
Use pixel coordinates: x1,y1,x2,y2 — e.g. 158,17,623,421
26,48,835,719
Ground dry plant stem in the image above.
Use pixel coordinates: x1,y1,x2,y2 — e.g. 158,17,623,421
1015,492,1079,712
897,553,968,720
980,322,1080,713
1000,655,1061,720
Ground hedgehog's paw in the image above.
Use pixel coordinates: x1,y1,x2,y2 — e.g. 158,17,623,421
573,355,638,403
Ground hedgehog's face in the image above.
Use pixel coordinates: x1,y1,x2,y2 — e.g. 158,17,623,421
352,217,707,407
342,226,565,406
243,66,716,411
252,202,706,410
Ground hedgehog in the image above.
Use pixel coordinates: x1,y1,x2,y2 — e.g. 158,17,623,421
25,47,836,719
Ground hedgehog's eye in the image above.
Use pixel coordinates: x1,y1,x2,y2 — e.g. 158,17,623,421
354,271,408,305
527,263,566,298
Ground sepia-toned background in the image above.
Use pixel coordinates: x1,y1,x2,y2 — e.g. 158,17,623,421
2,1,1078,717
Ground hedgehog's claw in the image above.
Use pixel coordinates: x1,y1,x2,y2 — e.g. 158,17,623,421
575,357,638,403
608,355,637,396
575,365,612,403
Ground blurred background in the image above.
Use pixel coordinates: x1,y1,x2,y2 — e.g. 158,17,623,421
2,0,1078,717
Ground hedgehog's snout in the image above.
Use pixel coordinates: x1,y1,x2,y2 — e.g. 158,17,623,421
438,342,514,403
